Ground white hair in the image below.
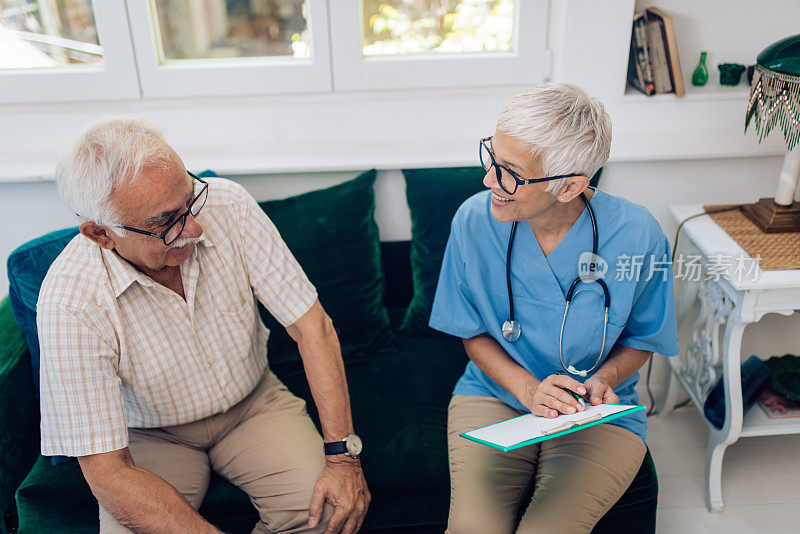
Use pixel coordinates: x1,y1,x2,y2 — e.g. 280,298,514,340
55,117,174,235
496,82,612,195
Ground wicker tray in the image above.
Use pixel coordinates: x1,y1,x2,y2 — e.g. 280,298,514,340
703,205,800,271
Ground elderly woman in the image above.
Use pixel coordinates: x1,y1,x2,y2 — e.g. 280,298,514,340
429,82,679,533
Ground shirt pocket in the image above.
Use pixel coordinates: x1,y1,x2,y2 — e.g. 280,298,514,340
212,301,259,361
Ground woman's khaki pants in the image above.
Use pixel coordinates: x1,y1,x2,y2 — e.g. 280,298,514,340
99,371,333,533
447,395,646,534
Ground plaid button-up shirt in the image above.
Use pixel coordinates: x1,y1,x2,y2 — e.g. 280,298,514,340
37,177,317,457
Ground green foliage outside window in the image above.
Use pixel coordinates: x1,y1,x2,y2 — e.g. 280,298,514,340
361,0,514,57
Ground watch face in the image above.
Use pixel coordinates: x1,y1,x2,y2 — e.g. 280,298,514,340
345,434,363,456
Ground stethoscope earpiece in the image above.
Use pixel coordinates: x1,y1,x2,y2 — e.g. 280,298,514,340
566,365,588,378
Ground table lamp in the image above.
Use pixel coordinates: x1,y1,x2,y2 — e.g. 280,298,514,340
744,34,800,232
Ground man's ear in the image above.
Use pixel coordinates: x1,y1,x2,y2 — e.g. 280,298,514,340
79,221,117,250
558,176,590,202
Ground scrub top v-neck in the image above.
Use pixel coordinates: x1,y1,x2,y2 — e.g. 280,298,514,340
429,188,680,444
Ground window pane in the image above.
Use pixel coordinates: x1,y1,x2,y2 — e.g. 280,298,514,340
152,0,311,62
362,0,514,57
0,0,102,69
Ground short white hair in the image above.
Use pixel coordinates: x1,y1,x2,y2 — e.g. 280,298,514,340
496,82,612,194
55,117,174,234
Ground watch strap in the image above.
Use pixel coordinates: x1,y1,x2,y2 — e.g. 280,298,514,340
324,440,348,455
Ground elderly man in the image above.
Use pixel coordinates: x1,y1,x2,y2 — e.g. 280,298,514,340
37,118,369,534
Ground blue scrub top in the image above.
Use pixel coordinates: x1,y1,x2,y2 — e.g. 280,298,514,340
429,188,680,444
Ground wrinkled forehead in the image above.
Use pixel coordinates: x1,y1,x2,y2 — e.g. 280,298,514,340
111,150,192,226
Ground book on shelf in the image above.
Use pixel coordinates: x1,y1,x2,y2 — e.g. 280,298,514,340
645,7,685,97
627,12,655,96
757,389,800,419
645,17,672,93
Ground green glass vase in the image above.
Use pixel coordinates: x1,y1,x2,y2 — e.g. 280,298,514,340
692,51,709,86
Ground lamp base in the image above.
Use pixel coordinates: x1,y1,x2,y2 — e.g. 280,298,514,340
741,198,800,233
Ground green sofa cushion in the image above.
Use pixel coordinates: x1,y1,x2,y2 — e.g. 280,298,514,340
400,167,486,336
14,455,260,534
7,227,80,399
400,166,603,336
0,296,39,525
15,456,96,533
257,169,395,366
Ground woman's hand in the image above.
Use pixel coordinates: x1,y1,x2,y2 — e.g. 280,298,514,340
583,376,619,406
522,374,587,418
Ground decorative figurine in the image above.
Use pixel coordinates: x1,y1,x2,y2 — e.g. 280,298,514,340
692,51,709,86
718,63,746,86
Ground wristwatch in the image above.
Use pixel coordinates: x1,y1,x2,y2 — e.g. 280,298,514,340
324,434,363,459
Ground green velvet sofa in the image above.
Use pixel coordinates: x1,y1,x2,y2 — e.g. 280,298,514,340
0,168,658,533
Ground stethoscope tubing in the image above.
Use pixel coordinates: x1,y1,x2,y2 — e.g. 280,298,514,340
505,218,518,323
503,192,610,378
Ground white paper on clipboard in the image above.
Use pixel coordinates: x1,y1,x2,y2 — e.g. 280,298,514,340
461,404,642,451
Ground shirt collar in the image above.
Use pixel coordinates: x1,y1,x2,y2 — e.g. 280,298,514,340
101,232,213,298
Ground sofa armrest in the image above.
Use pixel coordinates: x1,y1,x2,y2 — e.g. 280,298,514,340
0,296,39,520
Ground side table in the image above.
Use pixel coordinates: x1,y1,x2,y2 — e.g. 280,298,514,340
658,204,800,511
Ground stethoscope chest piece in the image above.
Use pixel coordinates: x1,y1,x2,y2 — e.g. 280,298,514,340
502,319,521,342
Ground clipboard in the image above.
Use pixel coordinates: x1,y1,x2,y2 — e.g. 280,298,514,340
460,404,645,452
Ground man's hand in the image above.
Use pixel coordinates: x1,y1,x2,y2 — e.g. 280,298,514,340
308,458,370,534
583,376,619,406
522,374,587,418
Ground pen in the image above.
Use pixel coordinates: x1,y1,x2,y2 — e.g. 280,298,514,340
555,370,586,408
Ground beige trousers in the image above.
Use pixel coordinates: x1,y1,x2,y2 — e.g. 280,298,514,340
99,371,333,534
447,395,646,534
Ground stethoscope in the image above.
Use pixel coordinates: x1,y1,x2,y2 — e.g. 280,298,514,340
501,192,610,377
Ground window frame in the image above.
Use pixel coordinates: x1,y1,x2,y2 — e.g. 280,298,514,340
0,0,140,103
328,0,548,91
124,0,332,99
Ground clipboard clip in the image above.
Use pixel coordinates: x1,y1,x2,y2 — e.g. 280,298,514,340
541,413,603,436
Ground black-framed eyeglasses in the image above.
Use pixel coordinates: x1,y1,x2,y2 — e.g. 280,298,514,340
117,172,209,246
479,136,581,195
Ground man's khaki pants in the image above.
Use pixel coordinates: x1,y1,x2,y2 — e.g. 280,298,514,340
99,371,333,533
447,395,646,534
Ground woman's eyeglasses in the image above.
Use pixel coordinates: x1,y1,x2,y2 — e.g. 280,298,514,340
479,136,581,195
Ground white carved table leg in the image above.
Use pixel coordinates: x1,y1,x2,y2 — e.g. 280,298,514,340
705,305,749,512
